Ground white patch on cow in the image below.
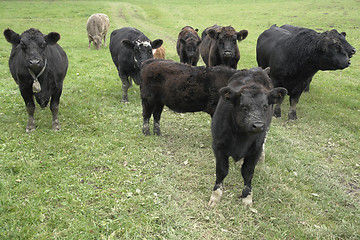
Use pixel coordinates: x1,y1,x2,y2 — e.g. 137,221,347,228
136,40,151,47
133,57,138,63
152,49,156,54
208,188,223,207
242,191,253,206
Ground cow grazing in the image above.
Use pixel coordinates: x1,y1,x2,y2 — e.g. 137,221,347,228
87,13,110,50
109,27,163,102
153,45,165,59
280,24,356,92
140,59,238,136
199,25,248,69
176,26,201,66
208,67,287,207
256,25,351,120
4,28,68,132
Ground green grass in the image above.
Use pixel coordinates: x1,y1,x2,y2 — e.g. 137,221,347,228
0,0,359,239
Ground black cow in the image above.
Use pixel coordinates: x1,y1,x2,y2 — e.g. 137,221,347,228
256,25,351,120
109,27,163,102
208,67,287,207
280,24,356,92
199,25,248,69
140,59,238,135
4,28,68,132
176,26,201,66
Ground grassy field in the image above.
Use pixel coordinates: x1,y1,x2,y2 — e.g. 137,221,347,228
0,0,359,239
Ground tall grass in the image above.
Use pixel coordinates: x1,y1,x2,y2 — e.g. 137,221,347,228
0,0,359,239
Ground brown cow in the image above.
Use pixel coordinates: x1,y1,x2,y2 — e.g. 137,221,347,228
153,45,165,59
87,13,110,50
200,25,248,69
176,26,201,66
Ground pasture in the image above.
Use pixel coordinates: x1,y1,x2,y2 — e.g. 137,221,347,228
0,0,359,239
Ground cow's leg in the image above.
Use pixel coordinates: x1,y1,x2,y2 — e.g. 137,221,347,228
50,90,62,131
152,103,164,136
142,99,154,136
103,35,107,47
288,97,299,121
274,102,282,118
119,73,132,102
209,150,229,207
241,153,260,206
20,88,36,132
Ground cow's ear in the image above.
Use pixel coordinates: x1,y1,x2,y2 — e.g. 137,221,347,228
151,39,163,49
341,32,346,37
197,40,202,46
122,39,134,49
263,67,270,76
195,28,199,32
237,30,248,41
4,28,20,45
220,87,238,103
180,39,186,45
268,87,287,104
45,32,60,45
207,29,217,39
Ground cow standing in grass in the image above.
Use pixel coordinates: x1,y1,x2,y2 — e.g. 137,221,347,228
208,67,287,207
176,26,201,66
4,28,68,132
256,25,351,120
280,24,356,92
87,13,110,50
109,27,163,102
140,59,238,136
200,25,248,69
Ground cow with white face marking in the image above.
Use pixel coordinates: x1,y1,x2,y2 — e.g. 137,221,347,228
109,27,163,102
208,67,287,207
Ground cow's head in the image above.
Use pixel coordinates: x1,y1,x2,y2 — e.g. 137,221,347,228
92,35,102,50
4,28,60,73
328,29,356,58
207,26,248,59
220,68,287,133
317,32,351,70
122,38,163,68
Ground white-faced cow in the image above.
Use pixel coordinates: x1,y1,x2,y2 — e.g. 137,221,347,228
176,26,201,66
140,59,238,136
4,28,68,132
208,67,287,207
200,25,248,69
109,27,163,102
87,13,110,50
280,24,356,92
256,25,351,120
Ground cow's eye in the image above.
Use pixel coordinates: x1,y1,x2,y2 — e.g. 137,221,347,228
219,39,224,45
233,39,237,44
20,41,26,49
41,42,47,49
241,105,248,112
263,105,268,111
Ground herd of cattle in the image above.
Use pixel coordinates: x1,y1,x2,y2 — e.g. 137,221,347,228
3,12,355,207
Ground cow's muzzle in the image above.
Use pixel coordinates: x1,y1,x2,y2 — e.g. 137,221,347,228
223,51,233,58
251,122,265,133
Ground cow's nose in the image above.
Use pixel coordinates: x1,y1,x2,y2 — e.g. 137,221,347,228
29,59,41,66
223,51,232,57
351,48,356,55
251,122,265,132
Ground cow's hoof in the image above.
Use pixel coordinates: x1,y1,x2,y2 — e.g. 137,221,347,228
121,98,129,103
208,188,223,207
288,111,297,121
153,123,161,136
26,126,35,133
241,191,253,206
142,123,150,136
274,108,281,118
52,120,61,131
